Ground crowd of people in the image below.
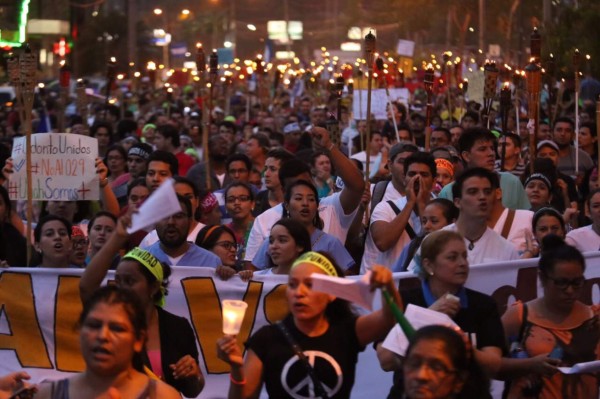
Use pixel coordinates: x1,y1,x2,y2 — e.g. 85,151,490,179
0,62,599,398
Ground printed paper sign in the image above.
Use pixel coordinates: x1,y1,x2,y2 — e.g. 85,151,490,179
9,133,99,201
353,88,410,120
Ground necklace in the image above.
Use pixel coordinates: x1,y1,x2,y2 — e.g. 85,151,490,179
466,230,486,250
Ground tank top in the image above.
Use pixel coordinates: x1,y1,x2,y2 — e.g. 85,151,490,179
50,378,157,399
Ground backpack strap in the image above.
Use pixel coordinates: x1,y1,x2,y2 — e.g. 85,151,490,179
370,180,390,211
386,200,416,239
501,209,516,239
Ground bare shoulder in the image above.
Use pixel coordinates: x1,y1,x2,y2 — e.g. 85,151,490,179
155,380,182,399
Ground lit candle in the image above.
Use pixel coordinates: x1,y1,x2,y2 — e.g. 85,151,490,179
222,300,248,335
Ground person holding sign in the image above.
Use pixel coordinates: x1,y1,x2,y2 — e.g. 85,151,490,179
0,185,26,267
36,286,180,399
80,209,205,397
217,252,401,399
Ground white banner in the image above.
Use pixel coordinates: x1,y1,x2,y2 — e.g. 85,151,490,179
1,253,600,398
9,133,99,201
352,88,410,121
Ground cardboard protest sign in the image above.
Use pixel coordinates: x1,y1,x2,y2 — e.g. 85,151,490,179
8,133,99,201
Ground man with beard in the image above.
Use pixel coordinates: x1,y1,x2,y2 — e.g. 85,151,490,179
186,135,231,192
552,117,593,181
142,195,220,267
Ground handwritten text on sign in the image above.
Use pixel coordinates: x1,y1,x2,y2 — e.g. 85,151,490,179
9,133,99,201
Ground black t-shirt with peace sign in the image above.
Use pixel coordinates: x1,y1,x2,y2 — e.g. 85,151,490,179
247,314,363,399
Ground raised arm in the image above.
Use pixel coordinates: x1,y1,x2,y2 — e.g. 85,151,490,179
96,158,120,216
370,174,421,251
79,209,132,302
311,127,365,214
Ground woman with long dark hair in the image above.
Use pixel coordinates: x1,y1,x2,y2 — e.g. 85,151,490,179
80,211,205,397
217,252,400,398
36,286,180,399
502,235,600,398
257,218,311,275
251,180,355,273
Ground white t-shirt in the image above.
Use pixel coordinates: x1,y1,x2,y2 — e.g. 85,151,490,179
360,183,403,273
364,196,421,271
492,209,533,253
443,224,520,265
139,222,206,248
243,192,358,261
566,225,600,253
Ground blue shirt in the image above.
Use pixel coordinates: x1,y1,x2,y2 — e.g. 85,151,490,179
391,241,412,272
143,241,221,267
421,280,468,309
252,228,355,270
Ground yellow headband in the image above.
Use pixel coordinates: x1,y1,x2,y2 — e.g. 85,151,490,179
291,251,338,277
123,247,166,307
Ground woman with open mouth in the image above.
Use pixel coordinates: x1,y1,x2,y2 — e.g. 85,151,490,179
33,215,76,268
217,251,401,398
251,180,355,274
80,210,205,397
35,285,180,399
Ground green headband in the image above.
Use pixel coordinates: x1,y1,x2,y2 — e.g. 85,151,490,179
291,251,338,277
142,123,157,134
123,247,166,307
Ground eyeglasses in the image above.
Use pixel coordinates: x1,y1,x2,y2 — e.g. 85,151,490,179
215,241,237,251
226,195,251,203
404,356,457,378
546,276,585,290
